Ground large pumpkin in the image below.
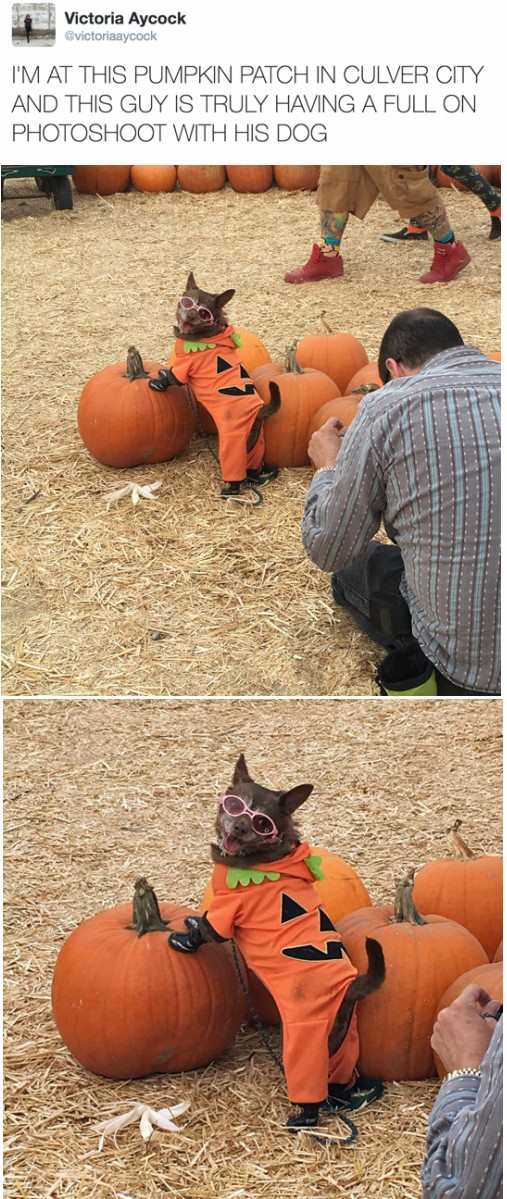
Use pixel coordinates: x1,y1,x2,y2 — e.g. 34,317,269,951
131,165,177,193
488,351,501,362
78,347,196,468
233,327,272,375
336,873,489,1081
295,329,368,394
433,961,503,1077
308,395,362,440
346,362,382,394
177,166,226,193
253,347,340,467
413,822,502,961
201,846,371,1025
52,880,246,1079
73,166,131,195
493,940,502,962
274,166,320,190
226,166,273,192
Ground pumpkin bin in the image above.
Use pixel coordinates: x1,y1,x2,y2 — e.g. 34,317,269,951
72,166,131,195
52,880,246,1080
335,872,489,1081
78,347,197,468
412,820,503,961
201,846,371,1026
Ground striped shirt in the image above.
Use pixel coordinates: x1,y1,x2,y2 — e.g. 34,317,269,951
421,1019,502,1199
301,347,501,693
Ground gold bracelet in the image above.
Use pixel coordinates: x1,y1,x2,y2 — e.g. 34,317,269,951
443,1067,482,1083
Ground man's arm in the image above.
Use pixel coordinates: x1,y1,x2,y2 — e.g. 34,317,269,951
421,1018,502,1199
301,407,386,572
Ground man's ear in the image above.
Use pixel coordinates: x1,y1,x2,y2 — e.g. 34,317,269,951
232,753,251,784
185,271,197,291
216,288,235,309
279,784,313,815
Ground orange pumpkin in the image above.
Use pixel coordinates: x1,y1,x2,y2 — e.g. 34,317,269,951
488,351,501,362
308,395,362,441
274,166,320,191
72,166,131,195
234,328,272,376
295,330,368,394
346,362,382,394
433,167,467,191
412,822,503,961
52,880,246,1079
78,347,196,468
253,346,340,467
131,165,177,193
433,961,503,1077
493,940,503,962
201,846,371,1026
336,874,489,1081
475,165,501,187
226,166,273,192
177,166,226,193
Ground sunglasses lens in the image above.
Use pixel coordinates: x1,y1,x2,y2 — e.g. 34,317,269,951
252,813,275,836
223,795,244,816
180,297,193,309
198,307,212,321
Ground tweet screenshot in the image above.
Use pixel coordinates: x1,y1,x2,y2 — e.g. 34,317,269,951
2,1,503,1197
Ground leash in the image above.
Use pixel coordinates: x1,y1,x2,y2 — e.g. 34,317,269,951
230,941,358,1146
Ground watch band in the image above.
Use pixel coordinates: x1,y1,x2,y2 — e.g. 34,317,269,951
443,1067,482,1083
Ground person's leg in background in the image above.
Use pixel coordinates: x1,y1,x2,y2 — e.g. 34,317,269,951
382,165,501,243
411,194,471,283
284,211,349,284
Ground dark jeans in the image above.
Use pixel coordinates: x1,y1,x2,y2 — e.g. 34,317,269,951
331,543,490,697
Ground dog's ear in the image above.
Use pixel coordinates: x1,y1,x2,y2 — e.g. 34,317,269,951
216,288,235,309
279,784,313,815
232,753,250,784
185,271,197,292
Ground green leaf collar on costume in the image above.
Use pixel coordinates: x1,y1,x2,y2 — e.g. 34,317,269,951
183,339,217,353
231,330,242,348
304,854,324,881
226,866,281,888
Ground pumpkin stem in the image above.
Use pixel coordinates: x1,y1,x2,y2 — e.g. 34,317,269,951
352,383,380,395
448,819,475,860
124,347,149,382
393,869,427,925
286,340,304,374
320,311,334,335
130,877,170,937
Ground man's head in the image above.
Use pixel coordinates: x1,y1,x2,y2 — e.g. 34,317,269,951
378,308,464,385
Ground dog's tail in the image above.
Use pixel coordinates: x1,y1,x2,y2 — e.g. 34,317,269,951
328,938,386,1055
246,381,281,452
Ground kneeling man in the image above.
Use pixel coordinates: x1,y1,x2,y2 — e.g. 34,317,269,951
301,308,500,696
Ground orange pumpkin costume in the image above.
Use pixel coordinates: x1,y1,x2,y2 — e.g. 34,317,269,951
204,842,360,1104
168,327,265,482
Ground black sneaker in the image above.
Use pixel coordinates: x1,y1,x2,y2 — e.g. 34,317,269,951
380,226,429,243
246,464,279,486
220,481,243,499
489,215,501,241
326,1076,384,1112
287,1103,320,1130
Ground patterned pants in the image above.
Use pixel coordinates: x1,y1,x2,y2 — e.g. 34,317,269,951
438,165,500,212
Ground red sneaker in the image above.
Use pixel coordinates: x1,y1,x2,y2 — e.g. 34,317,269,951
419,240,471,284
284,243,344,284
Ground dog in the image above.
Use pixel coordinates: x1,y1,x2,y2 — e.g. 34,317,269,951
149,273,280,498
169,754,385,1130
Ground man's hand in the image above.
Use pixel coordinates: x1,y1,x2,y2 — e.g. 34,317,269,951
431,984,499,1073
308,417,345,471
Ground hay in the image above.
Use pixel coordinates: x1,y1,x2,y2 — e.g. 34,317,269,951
3,698,502,1198
1,184,501,696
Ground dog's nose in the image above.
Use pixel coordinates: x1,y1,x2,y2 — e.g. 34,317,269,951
232,816,250,835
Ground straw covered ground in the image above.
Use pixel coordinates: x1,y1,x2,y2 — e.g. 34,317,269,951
1,181,501,696
3,697,502,1199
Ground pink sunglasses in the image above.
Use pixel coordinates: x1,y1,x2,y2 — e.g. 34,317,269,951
179,295,214,323
217,793,278,839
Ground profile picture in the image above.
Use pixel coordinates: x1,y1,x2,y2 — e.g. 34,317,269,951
12,1,55,46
